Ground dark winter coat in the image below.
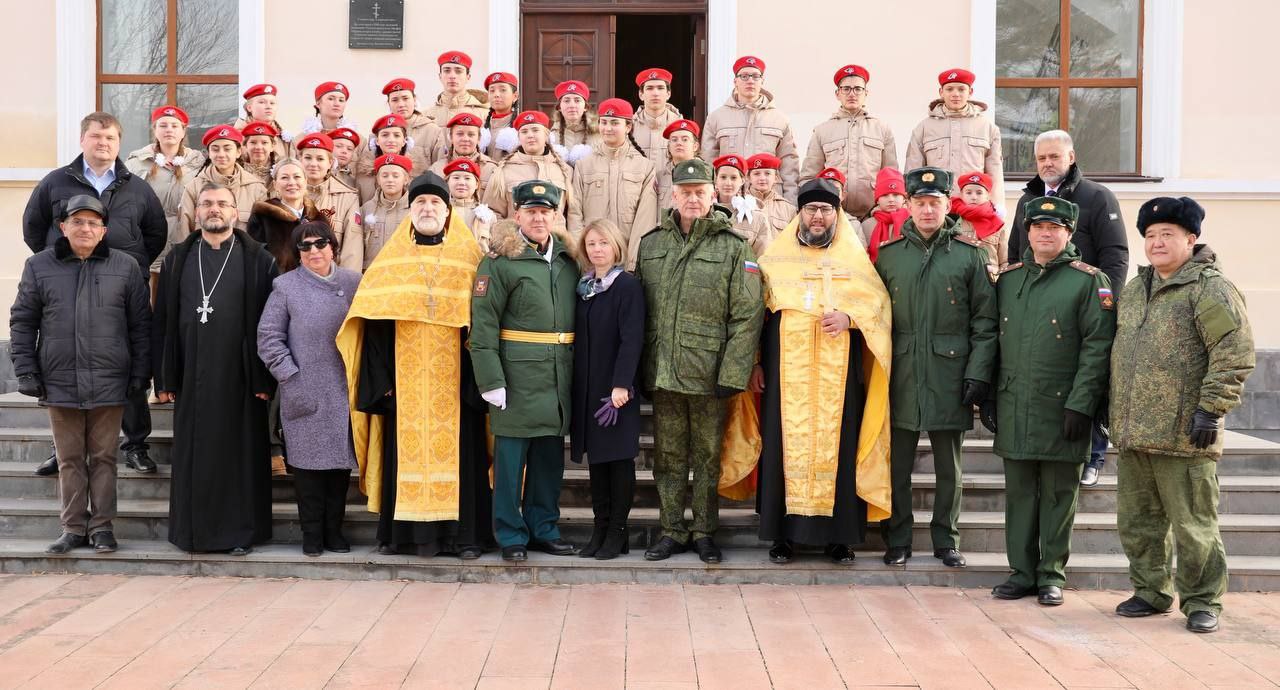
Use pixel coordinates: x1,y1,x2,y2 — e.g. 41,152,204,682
246,198,326,273
9,238,151,408
22,155,167,272
569,271,646,464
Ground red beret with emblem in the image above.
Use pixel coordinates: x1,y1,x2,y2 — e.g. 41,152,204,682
240,121,279,138
833,64,871,86
636,67,673,87
438,50,472,69
713,155,745,173
484,72,518,89
446,112,483,129
374,153,413,173
959,171,992,191
746,153,781,171
371,114,408,133
382,78,415,96
242,83,277,100
874,167,906,200
151,105,188,125
443,158,480,179
597,98,634,119
514,110,550,129
295,133,334,153
818,167,847,186
555,80,590,102
314,81,349,101
733,56,765,75
662,119,700,139
938,68,976,86
327,127,361,147
201,126,244,147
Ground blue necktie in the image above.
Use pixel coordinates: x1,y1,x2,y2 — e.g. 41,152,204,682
1046,188,1057,197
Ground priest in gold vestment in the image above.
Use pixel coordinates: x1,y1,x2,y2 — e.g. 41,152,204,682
337,172,494,557
751,178,893,564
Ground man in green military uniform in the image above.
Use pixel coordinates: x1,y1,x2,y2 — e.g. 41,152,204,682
1110,196,1254,633
874,167,998,568
635,158,764,563
981,196,1115,606
471,180,581,562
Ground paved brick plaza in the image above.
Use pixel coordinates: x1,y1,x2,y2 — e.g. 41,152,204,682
0,576,1276,688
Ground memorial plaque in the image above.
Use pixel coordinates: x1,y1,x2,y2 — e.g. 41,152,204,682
349,0,404,50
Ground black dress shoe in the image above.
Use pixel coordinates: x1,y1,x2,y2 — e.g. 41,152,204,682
124,449,157,474
934,547,966,568
825,544,855,564
1186,610,1219,633
34,454,59,476
458,545,483,560
1115,595,1171,617
46,533,86,554
501,545,528,562
768,540,793,564
692,537,722,564
1037,585,1064,606
228,546,252,556
324,533,351,553
90,531,118,553
991,581,1035,600
302,541,323,557
883,546,911,566
643,536,687,561
530,538,579,556
377,542,397,555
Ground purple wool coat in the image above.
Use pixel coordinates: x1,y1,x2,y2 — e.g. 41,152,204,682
256,263,362,470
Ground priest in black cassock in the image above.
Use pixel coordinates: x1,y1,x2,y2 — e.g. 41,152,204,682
337,172,493,558
751,179,894,564
154,181,278,555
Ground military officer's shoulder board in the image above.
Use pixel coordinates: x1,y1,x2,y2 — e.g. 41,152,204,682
952,234,982,248
999,262,1023,275
879,235,907,249
1068,260,1099,275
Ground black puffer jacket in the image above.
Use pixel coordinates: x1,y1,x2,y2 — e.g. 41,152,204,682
9,238,151,408
22,155,167,272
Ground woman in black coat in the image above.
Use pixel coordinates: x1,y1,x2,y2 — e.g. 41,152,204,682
570,219,645,560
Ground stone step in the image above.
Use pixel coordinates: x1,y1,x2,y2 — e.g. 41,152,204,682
1,538,1276,590
3,497,1280,556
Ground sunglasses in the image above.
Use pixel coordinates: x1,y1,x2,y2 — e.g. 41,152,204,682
296,238,331,252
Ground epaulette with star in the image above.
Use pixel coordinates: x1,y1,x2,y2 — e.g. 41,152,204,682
1069,260,1099,275
952,234,982,248
999,262,1023,274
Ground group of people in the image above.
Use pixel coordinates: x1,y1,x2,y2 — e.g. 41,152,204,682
12,51,1256,636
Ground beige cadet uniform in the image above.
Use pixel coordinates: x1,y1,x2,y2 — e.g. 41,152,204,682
484,111,516,164
800,108,897,218
404,112,446,162
633,104,682,167
342,190,409,272
552,117,603,159
453,198,494,254
232,117,290,160
905,100,1005,206
421,89,489,125
125,144,207,271
305,175,361,269
482,150,582,235
568,144,660,269
179,164,268,233
351,145,431,204
429,151,499,200
741,190,796,256
702,90,799,204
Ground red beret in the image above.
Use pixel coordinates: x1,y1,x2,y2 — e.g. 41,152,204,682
438,51,472,69
446,112,483,129
818,167,847,186
959,171,992,191
371,114,408,133
242,83,277,100
636,68,673,87
201,126,243,147
733,56,765,75
240,121,279,138
555,80,590,102
443,158,480,178
875,168,906,200
834,64,870,85
375,153,413,173
662,119,700,139
597,98,634,119
295,133,334,153
382,78,415,95
314,81,349,101
746,153,781,171
713,155,745,173
939,68,975,86
484,72,518,89
327,128,361,147
151,105,188,125
514,110,550,129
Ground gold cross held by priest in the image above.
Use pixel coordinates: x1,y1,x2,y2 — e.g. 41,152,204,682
802,259,852,312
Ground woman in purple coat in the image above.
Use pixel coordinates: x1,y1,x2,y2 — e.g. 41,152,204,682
257,221,362,556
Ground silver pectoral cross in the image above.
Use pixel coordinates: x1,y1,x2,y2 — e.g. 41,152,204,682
196,297,213,324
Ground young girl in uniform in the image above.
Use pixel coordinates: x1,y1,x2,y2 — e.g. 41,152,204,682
179,125,267,232
657,119,701,210
443,158,496,254
295,133,360,268
483,110,581,235
240,121,280,184
483,71,520,163
713,153,770,247
743,153,797,255
352,114,426,203
345,153,413,271
298,81,358,136
327,127,361,191
233,83,290,160
550,80,601,166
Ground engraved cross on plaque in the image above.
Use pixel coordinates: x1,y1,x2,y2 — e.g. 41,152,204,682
371,2,381,19
801,259,852,312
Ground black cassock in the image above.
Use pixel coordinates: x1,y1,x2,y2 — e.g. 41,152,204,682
356,321,494,555
153,230,278,552
756,310,868,546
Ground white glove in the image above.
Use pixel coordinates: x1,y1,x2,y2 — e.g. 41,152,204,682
731,194,758,223
481,387,507,410
493,127,520,153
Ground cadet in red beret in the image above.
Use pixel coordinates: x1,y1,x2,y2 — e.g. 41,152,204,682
483,71,521,162
125,105,206,277
345,152,416,271
178,125,266,234
655,119,702,211
811,166,870,246
239,121,281,183
710,154,758,239
482,109,580,235
327,127,362,190
352,114,423,203
294,133,360,267
863,167,908,259
380,77,445,170
743,153,796,254
817,167,846,187
801,63,897,219
428,112,498,201
423,50,489,127
439,157,497,253
906,67,1005,211
301,80,356,138
634,67,683,167
950,170,1005,276
551,80,600,165
704,54,799,204
234,83,290,157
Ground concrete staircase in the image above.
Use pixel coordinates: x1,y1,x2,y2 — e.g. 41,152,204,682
1,391,1278,589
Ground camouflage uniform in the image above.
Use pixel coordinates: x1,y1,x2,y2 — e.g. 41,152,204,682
1110,244,1254,616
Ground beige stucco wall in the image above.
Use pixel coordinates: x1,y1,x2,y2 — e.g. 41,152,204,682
0,1,57,167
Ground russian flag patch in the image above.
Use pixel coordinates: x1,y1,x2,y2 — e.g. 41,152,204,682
1098,287,1114,310
744,260,760,274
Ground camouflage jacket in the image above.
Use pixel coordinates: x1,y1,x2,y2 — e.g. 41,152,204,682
1110,245,1255,458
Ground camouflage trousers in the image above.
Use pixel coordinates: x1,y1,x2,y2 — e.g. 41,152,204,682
650,390,729,543
1117,449,1228,615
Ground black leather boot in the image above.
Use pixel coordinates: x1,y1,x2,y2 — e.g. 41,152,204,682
594,526,629,560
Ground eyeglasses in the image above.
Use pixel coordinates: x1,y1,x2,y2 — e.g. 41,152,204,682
197,200,236,210
296,238,331,252
801,204,837,216
735,73,763,82
837,86,867,96
66,218,104,229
